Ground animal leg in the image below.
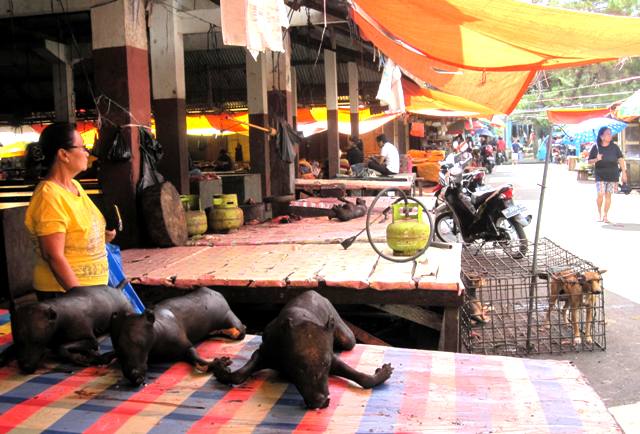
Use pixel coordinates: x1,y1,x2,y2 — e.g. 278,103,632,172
56,338,100,366
209,313,247,341
585,297,594,344
0,344,16,366
333,320,356,352
329,354,393,389
210,349,263,385
185,346,213,372
570,303,581,345
546,292,557,329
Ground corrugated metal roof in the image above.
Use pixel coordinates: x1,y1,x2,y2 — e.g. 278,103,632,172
185,41,381,109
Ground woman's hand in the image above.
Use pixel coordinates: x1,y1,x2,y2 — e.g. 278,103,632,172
105,229,116,244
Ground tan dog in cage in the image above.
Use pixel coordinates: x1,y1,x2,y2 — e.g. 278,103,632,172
541,269,605,345
462,271,491,325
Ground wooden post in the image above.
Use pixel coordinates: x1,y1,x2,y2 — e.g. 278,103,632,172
324,49,339,178
348,61,359,139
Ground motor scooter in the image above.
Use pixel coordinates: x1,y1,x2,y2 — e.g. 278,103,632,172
433,157,532,258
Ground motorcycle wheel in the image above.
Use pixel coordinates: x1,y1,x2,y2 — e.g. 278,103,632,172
434,212,464,243
495,217,528,258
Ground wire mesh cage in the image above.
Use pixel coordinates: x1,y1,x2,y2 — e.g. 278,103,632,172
460,238,606,356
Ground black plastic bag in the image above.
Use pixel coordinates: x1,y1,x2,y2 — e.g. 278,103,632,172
136,127,165,194
106,128,132,162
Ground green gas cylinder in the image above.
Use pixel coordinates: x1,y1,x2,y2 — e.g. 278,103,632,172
208,194,244,233
386,202,430,256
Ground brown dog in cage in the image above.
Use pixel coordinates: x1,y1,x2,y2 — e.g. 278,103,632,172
540,269,605,345
461,271,491,325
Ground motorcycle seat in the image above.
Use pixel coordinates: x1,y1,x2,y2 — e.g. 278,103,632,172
470,188,497,206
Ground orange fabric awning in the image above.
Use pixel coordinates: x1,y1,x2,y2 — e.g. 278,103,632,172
547,108,612,124
351,6,535,114
403,79,497,117
351,0,640,72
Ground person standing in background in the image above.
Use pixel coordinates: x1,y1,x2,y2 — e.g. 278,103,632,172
588,126,627,223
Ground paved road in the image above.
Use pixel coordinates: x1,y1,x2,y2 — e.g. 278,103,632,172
486,162,640,431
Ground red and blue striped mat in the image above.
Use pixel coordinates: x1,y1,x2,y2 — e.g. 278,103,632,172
0,310,620,433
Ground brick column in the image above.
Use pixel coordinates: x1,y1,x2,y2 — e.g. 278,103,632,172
91,0,151,248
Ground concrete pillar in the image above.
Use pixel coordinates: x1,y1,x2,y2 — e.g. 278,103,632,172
324,49,339,178
348,61,359,139
37,40,75,122
91,0,151,248
246,51,271,198
149,0,188,194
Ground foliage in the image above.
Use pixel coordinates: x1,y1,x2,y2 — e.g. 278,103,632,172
514,0,640,121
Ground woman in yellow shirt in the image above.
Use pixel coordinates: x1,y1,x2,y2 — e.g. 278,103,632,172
24,123,116,300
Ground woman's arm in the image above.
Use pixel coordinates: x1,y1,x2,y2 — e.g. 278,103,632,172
38,233,79,291
619,157,627,183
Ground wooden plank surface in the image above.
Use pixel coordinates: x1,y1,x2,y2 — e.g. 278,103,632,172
0,313,622,434
122,243,462,292
295,174,415,191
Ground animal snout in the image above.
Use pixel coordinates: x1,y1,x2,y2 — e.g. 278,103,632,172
128,369,146,386
18,361,38,375
305,393,330,409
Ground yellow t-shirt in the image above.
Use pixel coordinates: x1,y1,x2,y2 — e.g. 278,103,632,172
25,180,108,292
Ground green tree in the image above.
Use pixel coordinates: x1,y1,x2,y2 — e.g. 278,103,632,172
514,0,640,121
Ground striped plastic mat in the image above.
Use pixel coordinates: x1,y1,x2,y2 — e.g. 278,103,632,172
0,310,620,433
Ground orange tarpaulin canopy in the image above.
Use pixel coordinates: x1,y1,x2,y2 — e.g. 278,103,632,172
351,5,534,115
547,108,612,124
402,80,496,117
351,0,640,72
351,0,640,114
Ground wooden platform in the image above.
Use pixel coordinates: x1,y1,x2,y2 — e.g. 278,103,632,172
295,174,416,194
121,243,461,292
0,312,621,433
185,215,392,247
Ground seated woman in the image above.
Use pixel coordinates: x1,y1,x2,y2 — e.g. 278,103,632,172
24,123,115,301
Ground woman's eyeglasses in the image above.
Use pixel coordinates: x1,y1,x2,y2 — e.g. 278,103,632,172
66,145,90,152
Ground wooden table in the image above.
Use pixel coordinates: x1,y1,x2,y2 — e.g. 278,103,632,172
122,242,463,351
0,311,622,433
295,173,416,197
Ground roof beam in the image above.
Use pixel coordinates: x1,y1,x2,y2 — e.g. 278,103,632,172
0,0,112,18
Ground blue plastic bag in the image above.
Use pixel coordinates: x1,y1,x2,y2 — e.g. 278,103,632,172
106,243,145,314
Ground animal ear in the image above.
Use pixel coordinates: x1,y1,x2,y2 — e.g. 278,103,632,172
143,309,155,324
599,269,607,275
577,274,586,283
46,306,57,321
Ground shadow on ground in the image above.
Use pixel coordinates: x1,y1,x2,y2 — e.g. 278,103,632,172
601,223,640,231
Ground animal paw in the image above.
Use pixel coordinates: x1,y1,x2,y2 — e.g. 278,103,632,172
585,336,593,345
373,363,394,384
209,357,233,383
573,336,582,346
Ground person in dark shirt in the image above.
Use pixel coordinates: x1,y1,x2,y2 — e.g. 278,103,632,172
587,126,627,223
214,149,233,172
346,136,364,165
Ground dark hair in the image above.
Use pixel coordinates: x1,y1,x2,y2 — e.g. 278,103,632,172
376,134,387,143
37,122,77,172
596,126,610,147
